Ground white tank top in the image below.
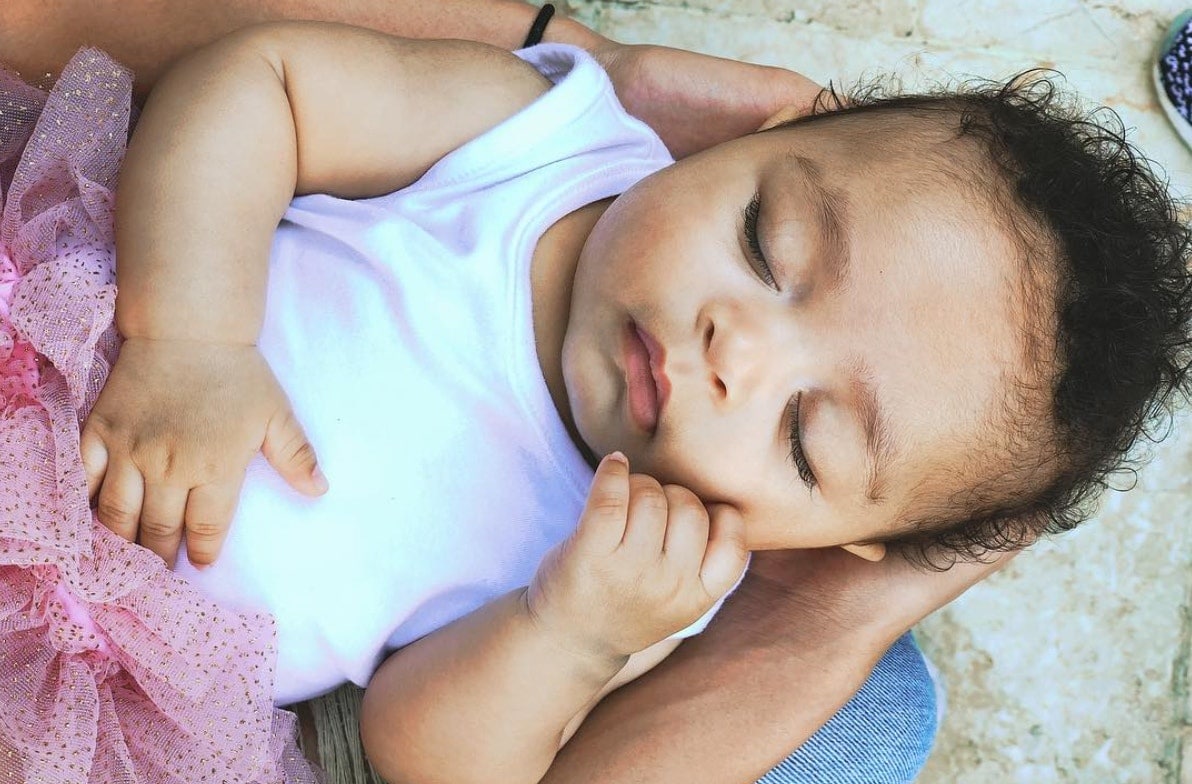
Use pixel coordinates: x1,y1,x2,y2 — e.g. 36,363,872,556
176,44,736,706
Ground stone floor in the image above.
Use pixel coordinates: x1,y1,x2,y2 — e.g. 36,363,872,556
566,1,1192,781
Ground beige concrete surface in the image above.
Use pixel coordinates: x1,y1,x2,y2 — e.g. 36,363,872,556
567,1,1192,781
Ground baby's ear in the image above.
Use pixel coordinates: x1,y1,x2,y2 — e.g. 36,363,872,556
840,542,887,562
756,105,809,132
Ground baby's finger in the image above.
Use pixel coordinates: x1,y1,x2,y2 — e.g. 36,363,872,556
660,484,710,565
620,474,669,555
575,452,631,554
95,459,144,542
263,406,328,497
140,484,190,570
184,476,245,569
699,504,750,599
79,425,110,502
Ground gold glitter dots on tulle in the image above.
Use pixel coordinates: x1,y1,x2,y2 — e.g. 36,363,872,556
0,49,324,784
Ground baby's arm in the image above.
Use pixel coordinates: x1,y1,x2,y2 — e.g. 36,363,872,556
359,454,749,784
101,21,549,566
116,22,549,343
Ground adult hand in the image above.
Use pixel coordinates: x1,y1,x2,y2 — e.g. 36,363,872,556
590,39,824,158
745,544,1020,651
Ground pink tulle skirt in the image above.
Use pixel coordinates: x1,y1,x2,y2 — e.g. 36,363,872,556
0,49,324,783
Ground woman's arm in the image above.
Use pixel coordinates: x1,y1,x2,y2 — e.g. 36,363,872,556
0,0,595,104
0,0,821,157
539,547,1014,782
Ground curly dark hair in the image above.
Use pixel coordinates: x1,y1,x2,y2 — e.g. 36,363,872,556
772,73,1192,568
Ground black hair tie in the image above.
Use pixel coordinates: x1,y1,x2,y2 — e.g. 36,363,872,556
522,4,556,48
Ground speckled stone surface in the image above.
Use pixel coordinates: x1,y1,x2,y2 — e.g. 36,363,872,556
567,2,1192,781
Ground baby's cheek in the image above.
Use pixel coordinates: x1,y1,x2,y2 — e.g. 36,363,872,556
639,444,742,507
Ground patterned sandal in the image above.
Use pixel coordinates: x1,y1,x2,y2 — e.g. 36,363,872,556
1154,9,1192,150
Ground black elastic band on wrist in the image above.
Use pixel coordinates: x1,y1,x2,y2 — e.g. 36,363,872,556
522,3,556,48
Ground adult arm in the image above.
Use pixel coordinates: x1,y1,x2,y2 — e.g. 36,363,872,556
0,0,822,157
0,0,570,101
540,547,1014,783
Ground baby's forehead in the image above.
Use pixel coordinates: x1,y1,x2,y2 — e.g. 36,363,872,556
763,107,1001,198
758,130,1023,274
765,108,1053,304
797,151,1054,524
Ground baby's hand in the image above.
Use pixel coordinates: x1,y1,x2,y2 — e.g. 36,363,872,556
527,453,749,659
80,337,328,569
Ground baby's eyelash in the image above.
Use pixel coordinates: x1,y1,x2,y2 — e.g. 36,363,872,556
787,393,817,490
742,193,777,290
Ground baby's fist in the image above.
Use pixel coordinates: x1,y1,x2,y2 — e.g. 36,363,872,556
527,453,748,658
80,338,328,570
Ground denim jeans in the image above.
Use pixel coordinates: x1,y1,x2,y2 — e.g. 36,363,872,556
756,632,939,784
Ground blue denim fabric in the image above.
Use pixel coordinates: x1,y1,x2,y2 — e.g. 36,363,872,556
756,632,938,784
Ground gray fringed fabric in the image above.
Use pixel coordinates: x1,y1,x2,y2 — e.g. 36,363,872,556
300,684,388,784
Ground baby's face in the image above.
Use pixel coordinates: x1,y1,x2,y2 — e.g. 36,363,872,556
561,120,1031,553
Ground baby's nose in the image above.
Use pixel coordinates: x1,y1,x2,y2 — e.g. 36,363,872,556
703,306,782,405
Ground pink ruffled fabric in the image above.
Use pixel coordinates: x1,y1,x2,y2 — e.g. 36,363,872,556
0,49,324,783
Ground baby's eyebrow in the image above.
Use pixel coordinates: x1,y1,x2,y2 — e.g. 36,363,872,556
849,364,895,504
787,154,850,291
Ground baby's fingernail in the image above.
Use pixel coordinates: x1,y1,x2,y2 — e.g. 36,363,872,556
605,451,628,466
312,465,329,491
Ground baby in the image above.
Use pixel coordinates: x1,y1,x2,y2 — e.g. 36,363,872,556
6,18,1188,784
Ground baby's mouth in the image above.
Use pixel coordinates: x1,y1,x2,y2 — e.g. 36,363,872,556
621,320,670,434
